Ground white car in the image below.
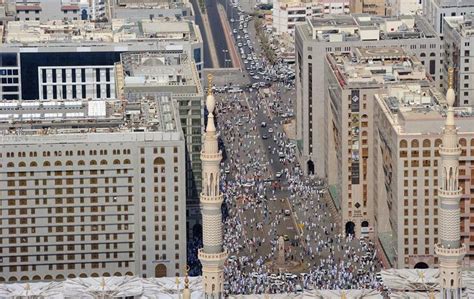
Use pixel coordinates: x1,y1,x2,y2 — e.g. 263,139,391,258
284,209,291,216
237,42,242,47
275,172,282,178
268,128,274,133
252,75,260,80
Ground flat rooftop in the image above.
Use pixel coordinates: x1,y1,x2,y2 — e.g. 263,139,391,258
0,94,181,137
327,47,431,88
376,85,474,134
305,14,438,42
444,14,474,38
3,17,199,45
120,52,202,95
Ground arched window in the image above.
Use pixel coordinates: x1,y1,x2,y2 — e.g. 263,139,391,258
79,273,87,278
435,139,442,147
154,157,165,165
459,138,467,147
124,159,131,164
30,161,38,167
400,140,407,148
78,160,85,166
43,161,51,167
100,160,108,165
18,162,26,167
20,276,29,281
420,53,426,57
54,161,62,166
7,162,14,167
66,160,73,166
67,274,76,279
113,159,120,165
411,140,419,147
90,160,97,165
422,139,431,147
91,273,99,278
430,52,436,57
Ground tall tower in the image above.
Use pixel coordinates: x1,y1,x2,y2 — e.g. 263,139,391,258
198,75,227,299
435,67,466,299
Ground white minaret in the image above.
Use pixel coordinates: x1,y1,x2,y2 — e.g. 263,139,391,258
435,67,466,299
198,75,227,299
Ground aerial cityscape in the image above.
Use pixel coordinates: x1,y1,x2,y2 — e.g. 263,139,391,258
1,0,474,298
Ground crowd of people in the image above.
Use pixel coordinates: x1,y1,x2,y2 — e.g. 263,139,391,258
212,80,385,295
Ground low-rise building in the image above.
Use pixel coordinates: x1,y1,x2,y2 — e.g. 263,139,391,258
324,47,432,238
0,95,187,281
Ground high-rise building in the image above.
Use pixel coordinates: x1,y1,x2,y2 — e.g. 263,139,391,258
373,84,446,268
423,0,474,34
443,15,474,106
0,17,203,101
118,52,204,228
198,76,227,299
435,67,466,298
294,14,441,177
0,95,187,281
324,47,432,238
373,70,474,269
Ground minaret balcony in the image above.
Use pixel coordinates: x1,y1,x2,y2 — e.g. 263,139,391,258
435,244,467,257
198,248,228,263
439,146,461,155
201,152,222,161
438,189,463,197
200,193,224,204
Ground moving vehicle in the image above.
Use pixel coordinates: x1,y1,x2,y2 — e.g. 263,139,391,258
284,210,291,216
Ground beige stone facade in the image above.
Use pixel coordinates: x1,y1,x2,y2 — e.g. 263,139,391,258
324,48,431,239
373,84,474,269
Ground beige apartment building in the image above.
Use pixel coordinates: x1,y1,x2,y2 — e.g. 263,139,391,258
0,96,187,282
374,85,474,268
350,0,385,15
324,47,432,239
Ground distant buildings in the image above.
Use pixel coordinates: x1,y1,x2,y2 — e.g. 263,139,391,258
349,0,385,15
0,96,187,281
443,15,474,106
295,14,441,178
10,0,105,22
324,47,432,239
0,17,203,101
272,0,349,36
392,0,422,15
423,0,474,34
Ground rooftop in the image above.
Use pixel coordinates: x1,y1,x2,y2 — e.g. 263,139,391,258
120,52,203,96
375,85,474,134
444,14,474,38
305,14,438,42
0,94,181,138
3,17,199,45
327,48,431,88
